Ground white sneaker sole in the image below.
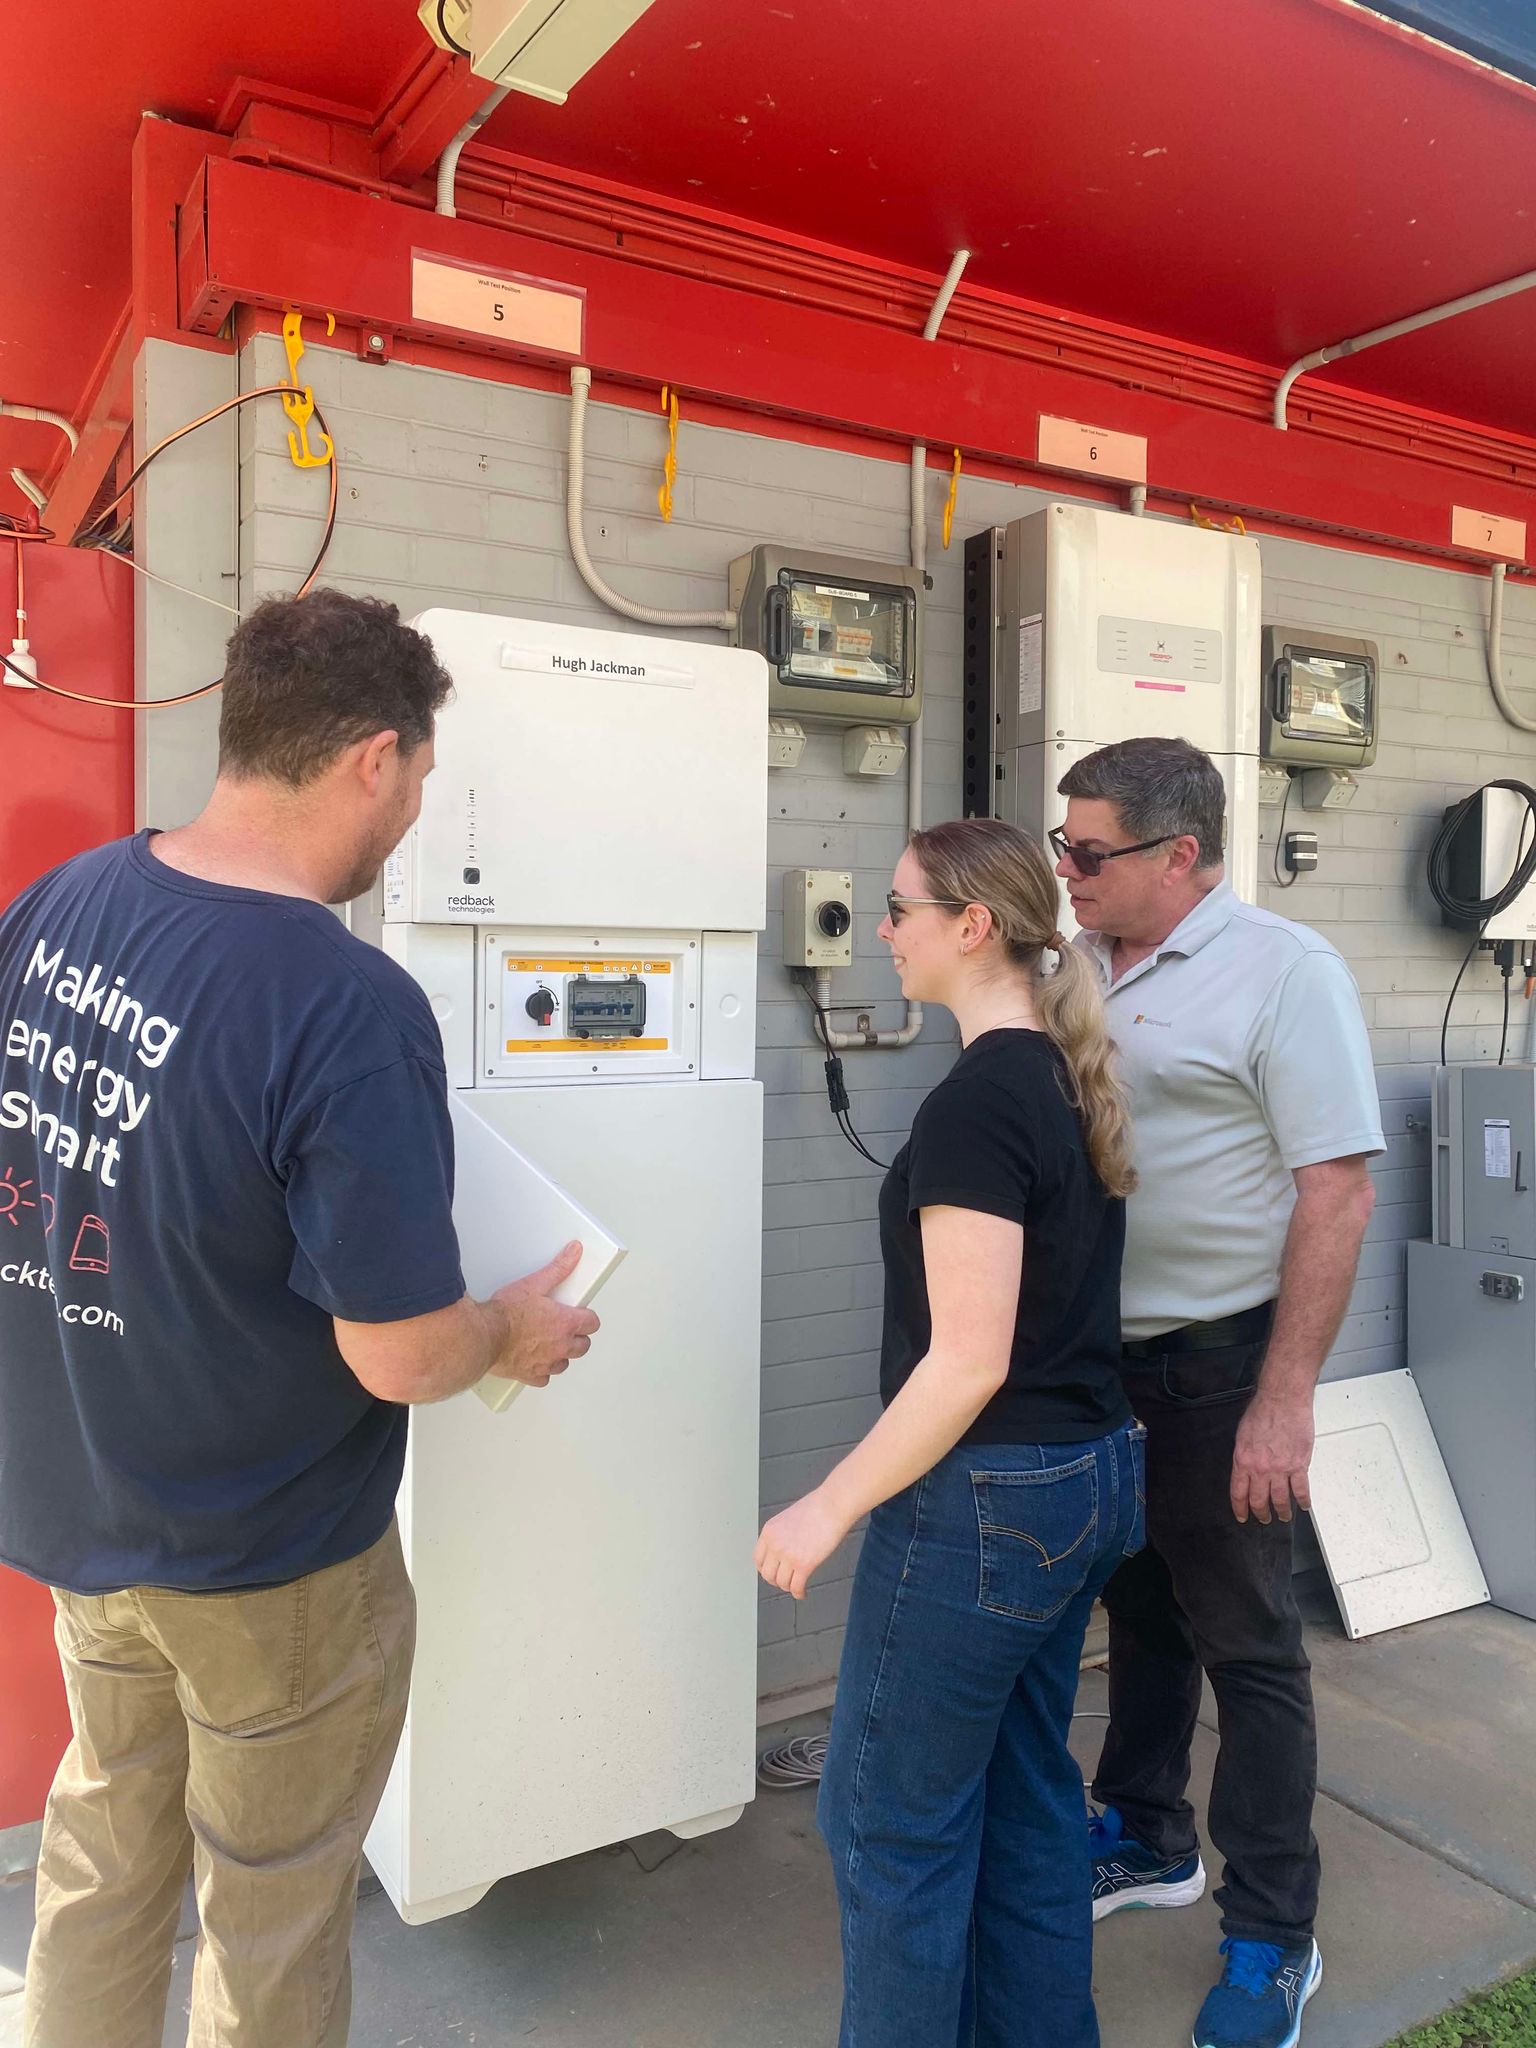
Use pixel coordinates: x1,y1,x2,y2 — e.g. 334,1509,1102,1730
1191,1939,1323,2048
1093,1859,1207,1922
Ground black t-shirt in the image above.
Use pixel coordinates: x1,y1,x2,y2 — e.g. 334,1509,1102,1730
878,1028,1130,1444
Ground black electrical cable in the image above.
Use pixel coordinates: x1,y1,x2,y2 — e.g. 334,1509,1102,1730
4,390,338,711
1428,781,1536,1065
436,0,472,56
1441,932,1486,1070
794,976,890,1170
1271,772,1299,889
1500,949,1514,1066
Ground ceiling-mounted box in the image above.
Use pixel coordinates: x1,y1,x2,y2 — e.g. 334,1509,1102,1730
729,546,925,727
462,0,659,104
1261,623,1378,768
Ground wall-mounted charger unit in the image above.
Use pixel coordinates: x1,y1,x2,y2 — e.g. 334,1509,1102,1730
1283,830,1319,875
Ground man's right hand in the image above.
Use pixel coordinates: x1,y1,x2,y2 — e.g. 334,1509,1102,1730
487,1241,600,1389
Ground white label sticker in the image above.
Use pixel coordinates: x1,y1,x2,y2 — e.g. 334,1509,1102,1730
1018,614,1044,716
384,847,407,915
498,644,695,688
1485,1118,1512,1179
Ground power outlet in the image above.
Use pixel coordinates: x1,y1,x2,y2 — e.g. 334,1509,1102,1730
843,725,907,778
783,868,854,970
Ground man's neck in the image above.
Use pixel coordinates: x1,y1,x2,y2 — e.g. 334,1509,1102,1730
149,782,333,903
1103,876,1221,983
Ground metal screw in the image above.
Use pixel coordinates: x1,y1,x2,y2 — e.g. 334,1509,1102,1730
367,333,386,353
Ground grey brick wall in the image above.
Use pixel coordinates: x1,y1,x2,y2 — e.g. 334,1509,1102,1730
237,335,1536,1701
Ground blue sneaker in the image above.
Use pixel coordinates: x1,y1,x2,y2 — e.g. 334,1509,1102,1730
1088,1804,1207,1922
1192,1938,1323,2048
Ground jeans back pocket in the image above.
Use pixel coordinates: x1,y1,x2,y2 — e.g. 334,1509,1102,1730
972,1453,1100,1622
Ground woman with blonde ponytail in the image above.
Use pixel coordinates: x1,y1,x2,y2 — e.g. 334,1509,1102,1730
757,816,1145,2048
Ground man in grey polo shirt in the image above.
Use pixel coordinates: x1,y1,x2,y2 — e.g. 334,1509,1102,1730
1052,737,1383,2048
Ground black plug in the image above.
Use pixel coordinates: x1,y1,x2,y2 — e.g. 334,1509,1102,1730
823,1056,850,1116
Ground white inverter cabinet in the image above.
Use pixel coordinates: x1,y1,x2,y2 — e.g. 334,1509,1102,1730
963,504,1262,917
356,613,768,1924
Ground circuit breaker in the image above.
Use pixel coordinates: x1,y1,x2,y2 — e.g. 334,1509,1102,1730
730,546,924,726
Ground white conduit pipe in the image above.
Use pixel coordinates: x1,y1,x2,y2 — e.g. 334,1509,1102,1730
820,249,970,1053
1273,265,1536,429
0,402,79,452
566,367,737,630
435,84,512,217
1486,563,1536,735
2,402,80,510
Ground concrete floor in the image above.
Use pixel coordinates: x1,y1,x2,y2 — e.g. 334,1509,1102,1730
4,1595,1535,2048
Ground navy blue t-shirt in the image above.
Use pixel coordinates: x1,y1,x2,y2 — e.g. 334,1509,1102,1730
0,832,465,1594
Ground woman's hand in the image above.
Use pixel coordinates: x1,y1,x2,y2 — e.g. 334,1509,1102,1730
756,1490,851,1600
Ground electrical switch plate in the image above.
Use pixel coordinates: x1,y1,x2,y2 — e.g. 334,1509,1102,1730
783,868,854,970
1258,764,1290,807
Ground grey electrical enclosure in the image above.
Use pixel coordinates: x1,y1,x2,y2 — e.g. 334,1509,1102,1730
1261,623,1379,768
729,546,924,726
1409,1062,1536,1620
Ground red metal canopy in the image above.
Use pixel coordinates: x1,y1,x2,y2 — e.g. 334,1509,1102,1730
6,0,1536,513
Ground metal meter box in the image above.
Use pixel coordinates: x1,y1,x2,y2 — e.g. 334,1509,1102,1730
1261,624,1378,769
1410,1063,1536,1620
1431,1062,1536,1256
729,545,924,726
962,505,1261,913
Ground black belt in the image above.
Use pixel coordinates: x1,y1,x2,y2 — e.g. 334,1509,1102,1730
1121,1302,1274,1361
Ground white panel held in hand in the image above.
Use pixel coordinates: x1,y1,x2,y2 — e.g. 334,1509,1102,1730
447,1090,625,1413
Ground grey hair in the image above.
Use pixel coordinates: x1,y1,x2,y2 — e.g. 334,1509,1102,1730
1057,737,1226,870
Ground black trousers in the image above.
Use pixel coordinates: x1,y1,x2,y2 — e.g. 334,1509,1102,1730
1091,1334,1320,1947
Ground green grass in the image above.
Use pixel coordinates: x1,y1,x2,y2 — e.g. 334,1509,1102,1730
1388,1966,1536,2046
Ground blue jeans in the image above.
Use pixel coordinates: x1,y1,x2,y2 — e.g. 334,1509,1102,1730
818,1424,1146,2048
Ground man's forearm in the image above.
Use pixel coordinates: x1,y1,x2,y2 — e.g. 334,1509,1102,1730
1259,1185,1373,1404
410,1296,512,1402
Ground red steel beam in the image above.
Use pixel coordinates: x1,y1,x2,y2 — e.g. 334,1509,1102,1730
177,152,1536,567
374,47,503,186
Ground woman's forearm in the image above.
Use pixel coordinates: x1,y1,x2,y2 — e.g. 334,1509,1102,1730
818,1352,1006,1529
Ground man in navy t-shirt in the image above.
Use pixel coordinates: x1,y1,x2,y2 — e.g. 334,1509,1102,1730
3,590,598,2048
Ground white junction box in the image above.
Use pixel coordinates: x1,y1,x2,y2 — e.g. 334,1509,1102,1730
784,868,854,970
365,611,769,1925
968,505,1261,920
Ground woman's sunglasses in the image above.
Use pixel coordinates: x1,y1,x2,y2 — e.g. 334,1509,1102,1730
1046,827,1173,879
885,893,967,926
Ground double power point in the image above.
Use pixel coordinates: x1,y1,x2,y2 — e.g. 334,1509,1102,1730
784,868,854,969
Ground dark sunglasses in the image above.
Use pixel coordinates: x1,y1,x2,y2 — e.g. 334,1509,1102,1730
1047,827,1173,879
885,892,967,925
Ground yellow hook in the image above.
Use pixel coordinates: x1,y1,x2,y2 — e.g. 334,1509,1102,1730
280,309,335,471
657,385,680,523
941,447,963,550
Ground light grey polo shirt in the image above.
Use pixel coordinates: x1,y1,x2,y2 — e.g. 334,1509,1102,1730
1081,882,1385,1341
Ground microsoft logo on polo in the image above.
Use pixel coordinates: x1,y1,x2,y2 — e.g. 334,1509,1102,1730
1133,1013,1172,1028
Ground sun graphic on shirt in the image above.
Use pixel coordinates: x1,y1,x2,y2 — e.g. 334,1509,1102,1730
0,1167,38,1228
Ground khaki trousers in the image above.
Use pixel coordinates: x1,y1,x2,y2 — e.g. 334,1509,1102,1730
22,1522,415,2048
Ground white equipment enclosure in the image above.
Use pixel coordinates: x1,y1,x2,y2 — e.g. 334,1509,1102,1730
359,612,769,1924
970,504,1261,912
